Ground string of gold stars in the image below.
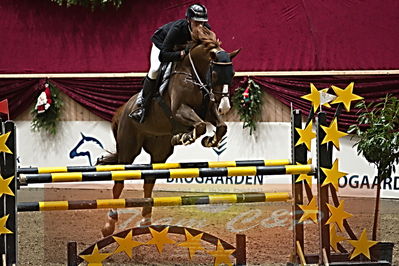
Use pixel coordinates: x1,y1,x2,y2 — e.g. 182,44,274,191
321,118,348,150
79,244,112,265
146,227,176,253
298,197,318,224
295,121,316,151
178,229,205,259
330,82,364,112
207,239,235,266
113,230,143,258
0,131,12,154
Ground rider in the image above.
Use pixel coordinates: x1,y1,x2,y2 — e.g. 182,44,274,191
129,3,211,123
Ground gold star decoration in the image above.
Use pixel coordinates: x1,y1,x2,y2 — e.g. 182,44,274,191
330,82,363,112
330,224,347,252
321,118,348,150
301,83,321,111
0,131,12,154
113,230,143,258
0,215,13,235
321,159,348,191
348,229,378,260
298,197,318,224
146,226,176,254
0,175,14,197
207,239,235,266
79,244,112,265
296,159,313,185
295,121,316,151
178,229,204,259
326,200,353,231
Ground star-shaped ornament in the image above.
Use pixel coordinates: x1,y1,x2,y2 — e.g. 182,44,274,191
113,230,143,258
295,121,316,151
298,197,318,224
330,82,363,112
330,224,347,252
207,239,235,266
321,159,348,191
0,175,14,198
326,200,353,231
79,244,112,265
0,215,12,235
348,229,378,260
0,131,12,154
296,160,313,185
146,227,176,253
178,229,204,259
321,118,348,150
301,83,321,111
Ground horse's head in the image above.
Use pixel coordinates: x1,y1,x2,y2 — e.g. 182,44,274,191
189,27,240,115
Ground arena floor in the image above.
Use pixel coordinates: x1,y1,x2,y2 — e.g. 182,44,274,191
17,188,399,265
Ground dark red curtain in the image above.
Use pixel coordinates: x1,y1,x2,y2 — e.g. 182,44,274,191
2,76,398,127
1,0,399,73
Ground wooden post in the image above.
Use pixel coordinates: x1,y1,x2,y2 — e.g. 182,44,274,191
67,241,78,266
316,112,331,264
291,109,307,263
235,234,246,265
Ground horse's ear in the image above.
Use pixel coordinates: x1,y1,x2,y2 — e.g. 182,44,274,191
229,49,241,60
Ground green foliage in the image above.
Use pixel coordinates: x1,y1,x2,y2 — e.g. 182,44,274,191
51,0,123,9
348,94,399,181
31,83,63,136
232,79,263,135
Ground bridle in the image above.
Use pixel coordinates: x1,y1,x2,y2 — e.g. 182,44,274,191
184,49,233,102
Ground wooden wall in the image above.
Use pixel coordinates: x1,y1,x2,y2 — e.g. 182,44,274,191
16,91,291,122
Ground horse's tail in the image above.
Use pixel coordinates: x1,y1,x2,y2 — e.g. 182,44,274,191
96,104,127,165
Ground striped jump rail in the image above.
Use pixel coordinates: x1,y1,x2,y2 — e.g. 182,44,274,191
17,192,291,212
18,164,313,185
17,159,291,174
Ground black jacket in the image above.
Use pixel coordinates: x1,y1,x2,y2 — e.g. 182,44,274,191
151,19,211,62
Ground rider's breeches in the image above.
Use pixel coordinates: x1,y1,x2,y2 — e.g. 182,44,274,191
148,43,161,80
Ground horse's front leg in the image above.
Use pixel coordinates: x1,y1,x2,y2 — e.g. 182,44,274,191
202,106,227,147
170,104,207,146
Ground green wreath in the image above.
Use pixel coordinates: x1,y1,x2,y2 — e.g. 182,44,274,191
232,79,263,135
31,82,63,135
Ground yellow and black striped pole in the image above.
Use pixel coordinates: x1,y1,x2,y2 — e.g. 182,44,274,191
17,192,291,212
18,164,313,185
17,159,291,174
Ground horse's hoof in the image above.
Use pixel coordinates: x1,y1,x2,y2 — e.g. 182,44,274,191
139,217,152,227
102,217,117,237
102,221,116,237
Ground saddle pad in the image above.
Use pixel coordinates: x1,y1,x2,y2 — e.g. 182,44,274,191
159,62,172,95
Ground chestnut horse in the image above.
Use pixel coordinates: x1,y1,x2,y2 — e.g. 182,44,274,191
100,27,240,237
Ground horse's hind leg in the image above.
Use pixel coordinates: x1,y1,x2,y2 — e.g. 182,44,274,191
101,134,144,237
141,135,174,226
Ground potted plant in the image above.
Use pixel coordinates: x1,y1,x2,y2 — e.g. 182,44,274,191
348,94,398,262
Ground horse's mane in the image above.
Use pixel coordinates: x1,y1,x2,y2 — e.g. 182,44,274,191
190,26,221,50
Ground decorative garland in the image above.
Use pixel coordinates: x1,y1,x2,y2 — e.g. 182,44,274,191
31,82,63,135
51,0,123,9
232,78,263,135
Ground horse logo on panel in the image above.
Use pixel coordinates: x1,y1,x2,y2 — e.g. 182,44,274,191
69,132,104,166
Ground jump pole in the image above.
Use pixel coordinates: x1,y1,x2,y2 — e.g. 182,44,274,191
17,192,291,212
18,164,313,185
18,159,291,174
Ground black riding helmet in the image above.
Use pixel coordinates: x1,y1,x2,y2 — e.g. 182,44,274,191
186,4,208,22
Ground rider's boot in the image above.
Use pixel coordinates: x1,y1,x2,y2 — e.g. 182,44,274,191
129,76,156,123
